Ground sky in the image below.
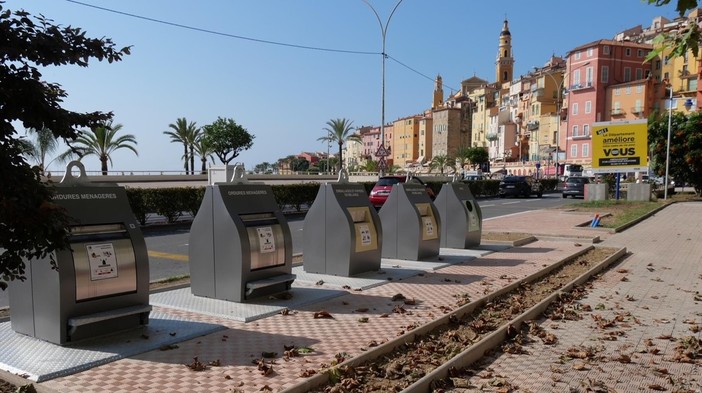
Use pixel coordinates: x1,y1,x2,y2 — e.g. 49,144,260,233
7,0,679,174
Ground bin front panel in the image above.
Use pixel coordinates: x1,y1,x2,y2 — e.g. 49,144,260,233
246,223,287,271
72,225,137,302
416,203,439,240
347,206,379,253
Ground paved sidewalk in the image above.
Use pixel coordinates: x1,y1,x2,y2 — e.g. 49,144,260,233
449,202,702,392
3,203,699,392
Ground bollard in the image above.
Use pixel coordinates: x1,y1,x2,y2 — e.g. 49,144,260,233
591,214,600,227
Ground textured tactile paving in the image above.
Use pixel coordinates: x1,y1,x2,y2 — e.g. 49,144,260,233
150,284,347,322
21,204,702,393
444,203,702,393
39,240,582,392
0,310,225,382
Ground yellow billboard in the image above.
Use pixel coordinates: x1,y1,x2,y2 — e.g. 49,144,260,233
591,120,648,173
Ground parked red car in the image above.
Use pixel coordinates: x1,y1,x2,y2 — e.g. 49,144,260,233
368,175,435,208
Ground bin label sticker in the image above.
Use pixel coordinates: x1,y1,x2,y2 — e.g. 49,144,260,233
86,243,118,280
469,211,480,230
359,224,372,246
422,217,435,238
257,227,276,253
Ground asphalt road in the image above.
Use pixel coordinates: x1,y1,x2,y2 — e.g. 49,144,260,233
0,192,573,309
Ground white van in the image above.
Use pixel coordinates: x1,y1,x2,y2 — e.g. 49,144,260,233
463,170,484,181
563,164,583,178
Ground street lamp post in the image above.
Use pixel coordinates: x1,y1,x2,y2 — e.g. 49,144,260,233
363,0,404,177
514,115,523,163
544,72,565,177
327,134,331,175
664,81,673,200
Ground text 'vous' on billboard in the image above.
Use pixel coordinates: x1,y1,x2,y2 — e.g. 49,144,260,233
591,120,649,174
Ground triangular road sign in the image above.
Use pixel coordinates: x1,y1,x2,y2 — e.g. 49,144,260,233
375,145,390,157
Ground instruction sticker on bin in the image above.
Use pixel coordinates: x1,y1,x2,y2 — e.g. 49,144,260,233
469,212,479,230
422,217,435,238
359,224,372,246
86,243,118,280
257,226,276,253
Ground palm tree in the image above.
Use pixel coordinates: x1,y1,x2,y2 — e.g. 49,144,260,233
318,118,361,172
70,120,138,175
454,147,472,175
164,118,198,174
363,160,378,173
185,126,201,175
429,154,454,175
22,127,63,175
191,135,215,174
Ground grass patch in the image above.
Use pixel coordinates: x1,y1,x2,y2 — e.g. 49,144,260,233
597,202,661,228
560,200,663,228
155,274,190,284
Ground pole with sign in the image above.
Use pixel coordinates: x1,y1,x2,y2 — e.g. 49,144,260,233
375,144,391,173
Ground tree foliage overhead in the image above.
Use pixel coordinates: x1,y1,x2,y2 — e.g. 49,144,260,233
645,0,701,61
648,110,702,195
0,2,131,288
200,117,255,165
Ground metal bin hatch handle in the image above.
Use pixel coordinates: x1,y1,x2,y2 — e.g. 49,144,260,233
229,163,248,184
61,161,90,184
337,168,349,183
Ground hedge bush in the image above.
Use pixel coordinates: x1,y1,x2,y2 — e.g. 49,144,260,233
539,178,560,192
125,180,508,225
271,183,320,211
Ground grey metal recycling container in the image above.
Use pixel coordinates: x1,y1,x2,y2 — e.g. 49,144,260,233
9,162,151,345
303,183,382,276
189,183,295,302
434,182,482,248
379,183,440,260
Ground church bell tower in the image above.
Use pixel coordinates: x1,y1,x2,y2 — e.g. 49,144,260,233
496,19,514,83
432,74,444,109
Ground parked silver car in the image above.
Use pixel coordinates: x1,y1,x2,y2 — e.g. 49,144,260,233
561,176,590,198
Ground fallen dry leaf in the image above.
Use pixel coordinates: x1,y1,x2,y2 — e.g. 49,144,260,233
542,333,558,345
615,353,632,363
653,367,669,375
391,293,406,301
313,310,334,319
572,362,591,371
